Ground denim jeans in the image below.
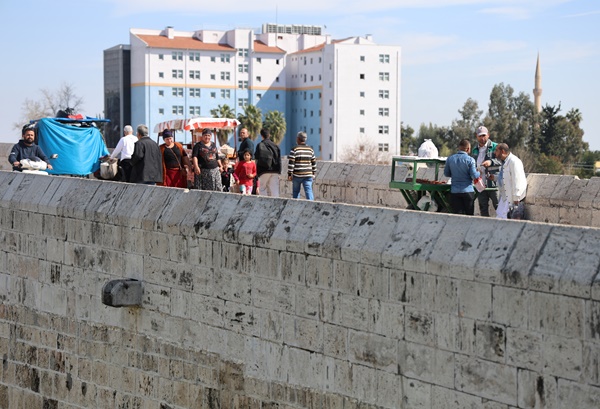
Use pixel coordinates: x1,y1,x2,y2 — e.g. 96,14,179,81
292,176,314,200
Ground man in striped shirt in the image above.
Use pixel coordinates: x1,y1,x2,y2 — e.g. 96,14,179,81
287,132,317,200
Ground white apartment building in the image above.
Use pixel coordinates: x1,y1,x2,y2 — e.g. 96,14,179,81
105,24,401,159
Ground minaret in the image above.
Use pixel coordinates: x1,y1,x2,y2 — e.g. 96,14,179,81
533,53,542,113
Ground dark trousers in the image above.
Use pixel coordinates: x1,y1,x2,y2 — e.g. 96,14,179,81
477,189,499,217
450,192,475,215
120,159,133,182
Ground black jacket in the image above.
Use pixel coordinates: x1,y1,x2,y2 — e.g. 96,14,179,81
130,137,163,183
254,138,281,176
8,140,49,171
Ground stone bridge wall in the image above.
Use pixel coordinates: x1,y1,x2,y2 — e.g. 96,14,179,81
3,142,599,226
1,171,600,408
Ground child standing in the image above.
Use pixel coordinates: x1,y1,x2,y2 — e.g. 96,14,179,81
234,150,257,195
221,157,235,192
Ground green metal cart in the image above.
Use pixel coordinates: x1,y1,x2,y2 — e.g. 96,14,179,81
389,156,451,212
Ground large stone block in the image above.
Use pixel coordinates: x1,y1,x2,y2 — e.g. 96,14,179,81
455,355,517,406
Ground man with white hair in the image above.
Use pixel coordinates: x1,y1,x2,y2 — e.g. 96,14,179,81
109,125,137,182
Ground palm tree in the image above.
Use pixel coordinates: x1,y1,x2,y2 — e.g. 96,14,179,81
237,104,262,140
210,104,235,145
263,110,287,145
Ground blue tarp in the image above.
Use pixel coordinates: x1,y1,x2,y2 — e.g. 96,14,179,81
36,118,109,176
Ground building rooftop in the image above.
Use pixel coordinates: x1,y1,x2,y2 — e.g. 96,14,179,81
134,34,236,51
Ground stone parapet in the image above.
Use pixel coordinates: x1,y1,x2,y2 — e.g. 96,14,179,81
1,171,599,408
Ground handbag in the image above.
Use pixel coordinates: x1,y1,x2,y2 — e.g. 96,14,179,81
100,159,118,179
507,202,525,220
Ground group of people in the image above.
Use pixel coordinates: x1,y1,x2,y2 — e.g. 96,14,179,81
444,126,527,219
107,124,317,200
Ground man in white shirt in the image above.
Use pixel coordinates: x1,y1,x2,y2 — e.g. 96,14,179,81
110,125,137,182
492,143,527,219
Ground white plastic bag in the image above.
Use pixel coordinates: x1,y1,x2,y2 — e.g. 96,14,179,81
473,177,486,193
418,139,438,158
417,194,438,212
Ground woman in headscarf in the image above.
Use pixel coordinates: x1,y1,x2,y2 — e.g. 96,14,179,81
158,130,190,188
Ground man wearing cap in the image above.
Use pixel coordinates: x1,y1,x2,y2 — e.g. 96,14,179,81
129,124,163,185
471,125,501,216
108,125,137,182
191,128,223,191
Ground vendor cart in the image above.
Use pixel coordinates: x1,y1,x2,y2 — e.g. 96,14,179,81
389,156,451,212
153,117,240,155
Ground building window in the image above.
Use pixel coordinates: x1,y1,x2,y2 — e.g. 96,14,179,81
172,105,184,115
238,80,248,89
238,64,248,73
158,90,164,96
276,77,279,83
359,74,365,80
378,125,389,134
360,91,365,97
190,88,201,98
238,48,248,57
378,143,390,152
360,55,365,62
379,72,390,81
329,118,333,124
319,57,322,63
238,98,248,107
276,59,280,65
172,51,183,61
220,53,231,63
210,92,216,98
189,106,201,116
158,54,164,60
172,87,183,97
221,72,230,80
210,74,216,80
256,76,262,82
275,94,280,100
257,57,262,63
360,109,365,115
210,56,216,62
379,108,390,116
379,54,390,63
221,89,231,98
189,52,200,61
189,70,200,80
158,108,164,115
257,93,262,100
158,72,164,78
360,127,365,133
172,70,183,79
379,90,390,99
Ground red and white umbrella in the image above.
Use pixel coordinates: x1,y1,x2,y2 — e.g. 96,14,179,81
153,117,239,133
183,117,240,131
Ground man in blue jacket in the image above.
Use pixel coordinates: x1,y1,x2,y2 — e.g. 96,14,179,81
9,125,53,171
444,139,480,215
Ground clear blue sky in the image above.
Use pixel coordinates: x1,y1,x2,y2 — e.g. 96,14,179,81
1,1,598,150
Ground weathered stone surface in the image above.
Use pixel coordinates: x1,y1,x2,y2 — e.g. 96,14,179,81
0,169,600,408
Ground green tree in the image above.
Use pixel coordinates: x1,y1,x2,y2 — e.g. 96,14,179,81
262,110,287,145
15,82,84,130
237,104,263,140
450,98,483,147
484,83,535,150
210,104,236,145
536,154,564,174
400,122,416,155
537,104,587,165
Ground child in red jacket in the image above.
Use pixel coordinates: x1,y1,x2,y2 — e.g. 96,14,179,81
234,150,257,195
